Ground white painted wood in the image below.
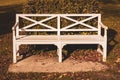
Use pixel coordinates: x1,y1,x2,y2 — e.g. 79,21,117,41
61,16,98,30
97,44,103,55
60,29,98,31
17,14,100,17
19,29,57,32
80,15,98,23
16,44,20,56
12,14,108,63
100,22,108,30
57,16,61,36
79,22,97,30
39,22,56,30
98,14,101,35
13,29,17,63
21,16,57,30
57,43,62,63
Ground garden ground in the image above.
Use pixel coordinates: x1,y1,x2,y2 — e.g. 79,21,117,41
0,0,120,80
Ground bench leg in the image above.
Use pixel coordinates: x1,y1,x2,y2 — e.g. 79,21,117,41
13,42,17,63
97,44,103,55
102,43,107,62
57,44,62,63
97,43,107,62
16,44,20,56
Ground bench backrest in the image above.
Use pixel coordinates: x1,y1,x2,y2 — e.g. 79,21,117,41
15,14,101,37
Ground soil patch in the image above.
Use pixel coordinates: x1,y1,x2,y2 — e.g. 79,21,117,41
9,55,108,73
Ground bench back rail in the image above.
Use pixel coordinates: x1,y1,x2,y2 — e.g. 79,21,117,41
12,14,106,38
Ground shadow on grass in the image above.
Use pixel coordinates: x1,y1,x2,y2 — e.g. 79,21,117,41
107,28,118,54
0,4,23,35
0,12,15,35
98,0,120,4
62,44,98,61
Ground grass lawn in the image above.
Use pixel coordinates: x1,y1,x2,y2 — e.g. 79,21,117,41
0,0,27,13
0,0,120,80
0,0,27,6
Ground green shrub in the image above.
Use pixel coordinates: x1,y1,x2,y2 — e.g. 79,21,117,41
23,0,100,14
21,0,100,35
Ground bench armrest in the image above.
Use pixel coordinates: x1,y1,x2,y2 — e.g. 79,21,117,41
12,22,19,31
12,22,19,39
99,22,108,38
99,22,108,30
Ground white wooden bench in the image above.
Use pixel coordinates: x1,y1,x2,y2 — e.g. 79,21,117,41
12,14,108,63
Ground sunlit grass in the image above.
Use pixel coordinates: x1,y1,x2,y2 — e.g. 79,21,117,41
0,0,27,6
0,0,28,13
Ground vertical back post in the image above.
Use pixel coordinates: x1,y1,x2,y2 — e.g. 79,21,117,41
16,14,19,38
57,15,60,36
98,14,101,35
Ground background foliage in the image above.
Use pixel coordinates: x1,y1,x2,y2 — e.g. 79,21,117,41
22,0,100,35
23,0,100,14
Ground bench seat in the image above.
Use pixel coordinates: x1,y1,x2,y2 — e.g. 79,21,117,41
17,35,59,44
16,35,104,44
61,35,105,44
